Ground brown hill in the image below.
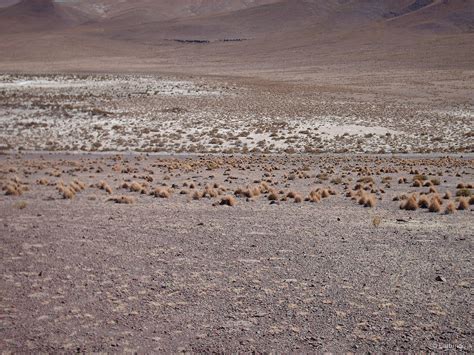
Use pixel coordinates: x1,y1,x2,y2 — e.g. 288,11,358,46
0,0,472,77
0,0,90,33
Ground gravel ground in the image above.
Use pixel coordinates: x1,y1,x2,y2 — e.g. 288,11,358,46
1,153,472,352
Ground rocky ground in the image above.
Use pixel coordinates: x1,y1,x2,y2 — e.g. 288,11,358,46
1,152,472,352
1,73,472,154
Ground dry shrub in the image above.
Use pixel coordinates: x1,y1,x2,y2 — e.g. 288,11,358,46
287,191,297,199
321,189,330,198
5,184,21,196
428,198,441,213
358,194,368,206
364,194,376,208
37,178,49,186
73,179,86,190
130,181,143,193
429,187,437,194
15,201,28,210
469,196,474,205
220,195,237,206
309,190,321,203
443,191,451,200
153,187,171,198
444,202,456,214
192,191,202,200
401,195,418,211
413,180,422,187
268,191,278,201
456,188,472,197
108,196,135,204
457,198,469,210
456,183,465,189
417,195,430,209
294,194,303,203
203,186,218,198
62,187,75,199
372,216,381,227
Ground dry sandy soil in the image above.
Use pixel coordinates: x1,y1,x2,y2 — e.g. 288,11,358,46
1,153,473,352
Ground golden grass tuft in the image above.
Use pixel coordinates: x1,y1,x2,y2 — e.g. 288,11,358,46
417,195,430,209
372,216,381,227
15,201,28,210
153,187,171,198
309,190,321,203
364,194,376,208
62,187,75,199
321,189,330,198
130,181,143,193
108,196,136,204
192,191,202,200
428,197,441,213
469,196,474,205
37,178,49,186
294,194,303,203
268,190,279,201
5,184,22,196
220,195,237,206
443,191,451,200
444,202,456,214
401,195,418,211
457,198,469,211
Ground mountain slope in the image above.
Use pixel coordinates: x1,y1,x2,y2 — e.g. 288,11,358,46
0,0,90,33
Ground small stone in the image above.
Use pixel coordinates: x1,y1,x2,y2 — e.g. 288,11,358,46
435,275,446,282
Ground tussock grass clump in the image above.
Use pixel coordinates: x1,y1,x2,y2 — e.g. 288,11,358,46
4,184,22,196
456,188,471,197
308,190,321,203
130,181,144,193
153,187,171,198
202,186,218,198
469,196,474,205
220,195,237,206
321,189,330,198
443,191,452,200
357,177,374,184
294,194,303,203
108,196,136,204
15,201,28,210
401,195,418,211
268,190,279,201
364,194,377,208
37,178,49,186
192,191,202,200
457,198,469,211
428,198,441,213
417,195,430,209
444,202,456,214
372,216,381,227
413,180,423,187
98,180,113,194
62,187,75,199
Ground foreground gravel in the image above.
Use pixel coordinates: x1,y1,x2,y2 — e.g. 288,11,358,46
0,153,472,352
